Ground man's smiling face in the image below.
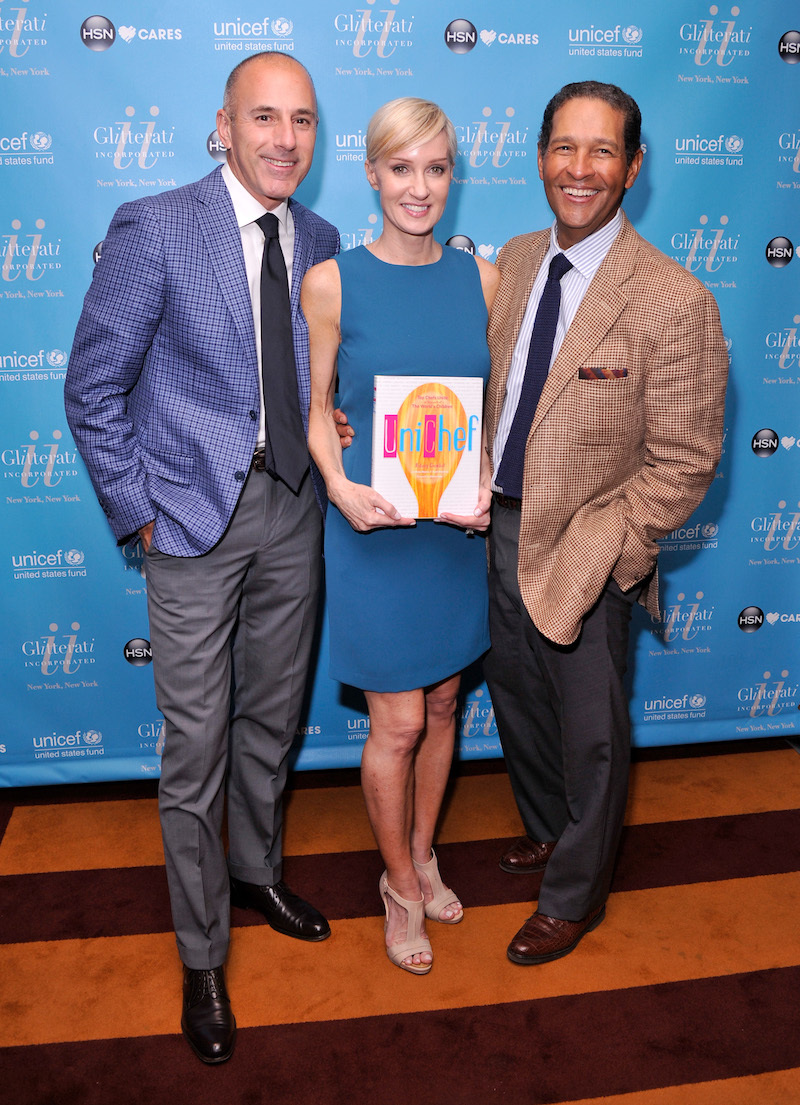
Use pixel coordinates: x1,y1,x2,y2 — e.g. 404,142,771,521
216,56,317,210
537,96,642,249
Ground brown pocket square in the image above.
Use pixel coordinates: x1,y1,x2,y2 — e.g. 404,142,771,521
578,366,627,380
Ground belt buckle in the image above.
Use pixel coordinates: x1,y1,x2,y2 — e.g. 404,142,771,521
252,447,266,471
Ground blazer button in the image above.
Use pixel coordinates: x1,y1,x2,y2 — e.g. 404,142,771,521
234,470,246,481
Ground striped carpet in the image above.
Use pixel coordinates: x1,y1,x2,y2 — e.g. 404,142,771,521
1,740,800,1104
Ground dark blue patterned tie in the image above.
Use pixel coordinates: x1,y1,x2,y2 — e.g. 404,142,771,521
256,212,307,493
496,251,573,499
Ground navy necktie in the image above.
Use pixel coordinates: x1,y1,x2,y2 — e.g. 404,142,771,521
256,212,307,493
496,251,573,499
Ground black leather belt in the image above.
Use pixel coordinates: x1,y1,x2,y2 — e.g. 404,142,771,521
252,447,267,471
493,491,522,510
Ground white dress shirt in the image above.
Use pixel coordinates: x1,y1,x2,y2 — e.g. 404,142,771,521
492,209,624,486
221,162,295,451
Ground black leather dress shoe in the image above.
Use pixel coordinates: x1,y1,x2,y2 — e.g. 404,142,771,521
230,877,331,941
181,965,236,1064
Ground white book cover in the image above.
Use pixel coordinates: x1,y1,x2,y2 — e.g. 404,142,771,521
371,375,484,519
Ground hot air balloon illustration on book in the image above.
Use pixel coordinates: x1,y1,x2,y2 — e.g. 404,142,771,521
371,375,484,519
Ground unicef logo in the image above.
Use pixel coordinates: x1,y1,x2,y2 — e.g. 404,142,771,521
689,694,706,709
622,25,643,45
725,135,744,155
83,729,103,746
47,349,68,369
272,17,293,37
65,549,85,566
30,132,52,151
701,523,719,539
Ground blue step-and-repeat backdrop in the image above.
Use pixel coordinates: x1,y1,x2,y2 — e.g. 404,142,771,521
1,1,798,785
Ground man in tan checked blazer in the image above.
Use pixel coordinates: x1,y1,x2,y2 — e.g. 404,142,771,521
483,81,727,964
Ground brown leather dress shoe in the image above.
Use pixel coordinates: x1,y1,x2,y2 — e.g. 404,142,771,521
499,836,557,874
506,904,606,965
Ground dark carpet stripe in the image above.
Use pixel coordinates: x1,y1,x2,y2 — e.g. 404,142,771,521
2,808,799,944
1,967,798,1105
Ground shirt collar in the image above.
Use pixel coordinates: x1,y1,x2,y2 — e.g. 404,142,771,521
548,207,623,281
221,162,290,232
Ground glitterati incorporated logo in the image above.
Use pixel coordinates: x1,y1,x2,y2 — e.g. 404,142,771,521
2,216,62,291
670,213,739,280
92,104,176,176
340,212,378,251
765,237,794,268
678,5,752,69
750,499,800,554
79,14,115,51
1,0,49,62
778,29,800,63
765,313,800,371
453,105,530,186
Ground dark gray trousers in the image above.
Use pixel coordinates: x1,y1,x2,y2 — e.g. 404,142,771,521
484,501,639,920
145,469,321,969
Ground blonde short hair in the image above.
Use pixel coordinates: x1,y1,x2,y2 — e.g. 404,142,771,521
366,97,457,165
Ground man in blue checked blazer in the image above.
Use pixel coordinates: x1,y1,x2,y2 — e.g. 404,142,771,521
65,53,339,1064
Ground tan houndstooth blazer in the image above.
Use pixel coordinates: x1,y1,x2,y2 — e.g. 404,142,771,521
485,213,728,646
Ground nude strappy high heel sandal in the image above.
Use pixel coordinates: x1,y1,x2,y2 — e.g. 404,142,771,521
379,872,433,975
412,849,463,924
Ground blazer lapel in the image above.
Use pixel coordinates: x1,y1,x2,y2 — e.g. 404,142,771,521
288,199,313,323
530,217,639,435
487,232,549,441
194,170,258,364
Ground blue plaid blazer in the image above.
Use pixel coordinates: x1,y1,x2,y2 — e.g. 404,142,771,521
65,167,339,556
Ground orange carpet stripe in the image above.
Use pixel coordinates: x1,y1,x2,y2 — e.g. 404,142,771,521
562,1067,800,1105
2,750,798,876
2,872,799,1047
623,748,800,825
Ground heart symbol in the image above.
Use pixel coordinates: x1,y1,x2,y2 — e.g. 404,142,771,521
477,244,494,259
119,25,136,43
480,29,496,45
396,383,467,517
766,612,780,625
781,436,796,449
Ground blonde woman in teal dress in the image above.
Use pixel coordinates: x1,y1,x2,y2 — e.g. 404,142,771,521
304,98,498,974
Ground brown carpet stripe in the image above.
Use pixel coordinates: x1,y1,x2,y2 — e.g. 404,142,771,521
1,741,799,1104
1,808,799,945
1,968,799,1104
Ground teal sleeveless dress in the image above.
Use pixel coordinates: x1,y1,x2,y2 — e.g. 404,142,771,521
324,245,490,692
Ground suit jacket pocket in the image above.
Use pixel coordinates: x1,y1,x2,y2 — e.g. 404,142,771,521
565,376,641,445
141,449,194,490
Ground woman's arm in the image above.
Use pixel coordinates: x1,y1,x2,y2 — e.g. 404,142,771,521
303,261,415,532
